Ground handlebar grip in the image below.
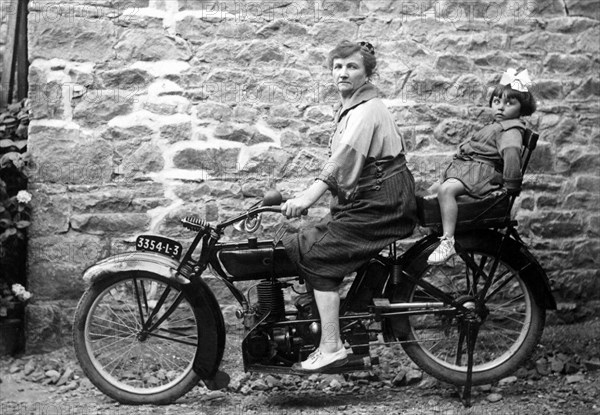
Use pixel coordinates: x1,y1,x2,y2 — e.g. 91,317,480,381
181,216,208,232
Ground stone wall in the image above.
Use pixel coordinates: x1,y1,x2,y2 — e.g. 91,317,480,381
25,0,599,352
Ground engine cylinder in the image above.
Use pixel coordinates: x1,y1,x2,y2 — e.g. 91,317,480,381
257,279,286,321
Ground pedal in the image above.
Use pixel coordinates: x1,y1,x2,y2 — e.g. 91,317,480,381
372,298,391,308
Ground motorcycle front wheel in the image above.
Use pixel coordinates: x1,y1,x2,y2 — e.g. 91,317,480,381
73,272,219,404
390,235,545,386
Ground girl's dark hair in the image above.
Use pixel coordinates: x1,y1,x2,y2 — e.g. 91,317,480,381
327,40,377,78
489,84,537,116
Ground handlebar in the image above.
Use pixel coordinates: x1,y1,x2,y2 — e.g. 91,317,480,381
180,190,307,234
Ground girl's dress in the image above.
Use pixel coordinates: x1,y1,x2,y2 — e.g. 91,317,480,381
443,119,525,198
282,83,417,291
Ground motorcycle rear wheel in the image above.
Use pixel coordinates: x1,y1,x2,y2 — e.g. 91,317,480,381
73,272,217,404
391,236,545,386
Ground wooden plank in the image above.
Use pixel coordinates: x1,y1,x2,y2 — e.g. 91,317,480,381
16,0,28,101
0,0,20,109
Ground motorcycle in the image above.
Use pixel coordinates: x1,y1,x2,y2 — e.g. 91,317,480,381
72,129,555,407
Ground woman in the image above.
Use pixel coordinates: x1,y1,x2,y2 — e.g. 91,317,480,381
281,40,417,373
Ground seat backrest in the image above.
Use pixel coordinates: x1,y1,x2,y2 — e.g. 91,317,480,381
520,128,539,177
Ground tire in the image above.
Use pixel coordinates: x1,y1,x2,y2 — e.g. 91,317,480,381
390,235,545,386
73,272,220,404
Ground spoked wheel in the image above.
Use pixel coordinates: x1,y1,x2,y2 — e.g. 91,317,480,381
391,235,545,386
73,272,220,404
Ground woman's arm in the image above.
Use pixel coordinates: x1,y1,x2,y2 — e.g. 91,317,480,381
281,179,329,218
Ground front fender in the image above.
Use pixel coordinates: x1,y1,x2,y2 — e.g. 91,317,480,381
82,251,190,285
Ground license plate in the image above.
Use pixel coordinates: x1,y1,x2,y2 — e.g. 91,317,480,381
136,235,182,260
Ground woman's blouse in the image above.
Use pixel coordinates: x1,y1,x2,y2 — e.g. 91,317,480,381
317,83,404,203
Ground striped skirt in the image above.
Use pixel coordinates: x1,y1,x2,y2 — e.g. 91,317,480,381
281,155,417,291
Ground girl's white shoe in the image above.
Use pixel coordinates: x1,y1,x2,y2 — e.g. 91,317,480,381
427,236,456,265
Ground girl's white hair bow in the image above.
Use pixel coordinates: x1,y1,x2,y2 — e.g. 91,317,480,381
499,68,532,92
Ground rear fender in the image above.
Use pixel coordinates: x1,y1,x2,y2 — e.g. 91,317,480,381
399,230,556,310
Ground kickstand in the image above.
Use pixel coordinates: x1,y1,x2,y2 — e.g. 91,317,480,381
459,318,479,407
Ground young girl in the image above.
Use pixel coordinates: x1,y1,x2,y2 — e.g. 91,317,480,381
428,68,537,265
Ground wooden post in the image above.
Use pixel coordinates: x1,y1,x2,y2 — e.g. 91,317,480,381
16,0,28,101
0,0,22,109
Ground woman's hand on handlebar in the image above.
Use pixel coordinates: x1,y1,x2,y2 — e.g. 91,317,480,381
280,179,329,218
281,195,312,218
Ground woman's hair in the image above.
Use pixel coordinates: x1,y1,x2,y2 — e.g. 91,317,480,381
488,84,537,116
327,40,377,78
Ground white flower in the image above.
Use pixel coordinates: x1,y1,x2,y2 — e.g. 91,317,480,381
16,190,32,204
11,284,32,302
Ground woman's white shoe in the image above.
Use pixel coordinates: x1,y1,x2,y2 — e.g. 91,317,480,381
292,348,348,373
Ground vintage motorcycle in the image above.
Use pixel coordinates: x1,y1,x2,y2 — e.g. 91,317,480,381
73,129,555,406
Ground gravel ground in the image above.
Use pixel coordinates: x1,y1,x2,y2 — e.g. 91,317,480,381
1,321,599,415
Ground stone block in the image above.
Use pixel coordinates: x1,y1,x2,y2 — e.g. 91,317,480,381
527,141,555,174
28,67,65,120
234,41,286,64
102,124,155,142
28,185,70,237
574,28,600,53
547,17,599,33
434,55,474,73
256,19,309,38
72,91,135,128
28,121,113,185
28,234,108,300
280,131,304,148
280,149,328,179
70,213,150,235
512,32,575,54
567,76,600,100
407,152,453,186
433,118,477,146
159,116,193,143
556,145,600,174
142,95,191,115
172,147,241,177
536,194,561,209
529,211,584,238
549,270,600,300
565,0,600,19
26,301,77,354
563,191,600,210
28,17,121,62
575,175,600,192
561,239,600,269
543,53,592,75
310,20,359,45
97,68,153,89
587,214,600,237
240,147,293,179
195,102,233,121
117,142,165,178
531,80,563,100
306,126,331,146
114,29,192,61
213,124,273,145
69,183,165,213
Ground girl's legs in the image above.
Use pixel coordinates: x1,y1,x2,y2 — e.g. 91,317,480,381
428,179,467,264
438,179,467,237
